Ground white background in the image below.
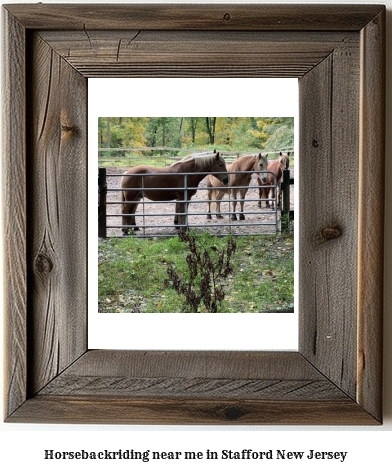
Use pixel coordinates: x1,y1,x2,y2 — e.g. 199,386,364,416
1,0,391,473
89,78,299,351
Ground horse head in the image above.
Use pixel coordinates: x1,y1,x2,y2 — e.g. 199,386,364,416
255,153,268,172
211,151,229,185
256,153,269,183
279,151,290,169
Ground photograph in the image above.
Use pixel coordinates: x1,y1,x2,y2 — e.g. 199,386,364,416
2,1,389,444
98,117,294,314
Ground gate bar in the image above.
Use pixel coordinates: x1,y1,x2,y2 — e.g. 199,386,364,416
98,167,107,238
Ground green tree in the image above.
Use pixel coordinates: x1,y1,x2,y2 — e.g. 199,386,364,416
98,117,294,153
205,117,217,145
253,117,294,151
98,117,148,149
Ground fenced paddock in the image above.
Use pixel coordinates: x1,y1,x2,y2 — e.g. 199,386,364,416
98,147,294,169
98,147,245,168
98,167,294,238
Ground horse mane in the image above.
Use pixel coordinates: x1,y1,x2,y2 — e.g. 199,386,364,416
231,153,267,170
230,154,255,170
239,152,267,161
170,152,219,170
278,151,290,167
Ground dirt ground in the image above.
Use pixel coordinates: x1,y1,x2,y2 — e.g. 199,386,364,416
103,167,294,238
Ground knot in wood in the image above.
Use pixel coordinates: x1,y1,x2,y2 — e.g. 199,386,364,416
314,225,342,245
34,252,53,275
223,12,231,21
223,405,244,420
61,124,77,134
312,139,319,148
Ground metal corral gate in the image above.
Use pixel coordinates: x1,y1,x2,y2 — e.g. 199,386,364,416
98,168,292,238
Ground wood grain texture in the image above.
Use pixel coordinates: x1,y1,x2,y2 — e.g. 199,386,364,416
4,4,384,31
39,377,346,400
58,350,323,379
2,3,385,425
37,351,346,400
298,41,360,399
9,396,378,425
39,30,358,78
27,33,87,395
2,9,27,419
10,351,377,424
357,9,385,422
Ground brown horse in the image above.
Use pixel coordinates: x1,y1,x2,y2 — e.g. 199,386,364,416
257,151,290,209
121,152,228,234
206,153,268,221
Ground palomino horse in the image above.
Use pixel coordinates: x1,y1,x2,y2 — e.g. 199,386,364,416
206,153,268,221
257,151,290,209
121,152,228,234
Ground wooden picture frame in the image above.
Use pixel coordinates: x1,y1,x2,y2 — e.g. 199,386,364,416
3,4,385,424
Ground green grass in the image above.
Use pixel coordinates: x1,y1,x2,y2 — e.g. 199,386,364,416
98,154,178,168
98,233,294,313
98,151,295,169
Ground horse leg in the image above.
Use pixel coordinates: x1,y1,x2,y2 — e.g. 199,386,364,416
270,186,275,210
230,190,238,220
174,200,187,228
258,179,270,209
216,190,224,219
262,186,271,209
257,177,262,208
174,201,180,226
122,191,141,234
207,188,213,220
238,189,246,220
277,180,282,209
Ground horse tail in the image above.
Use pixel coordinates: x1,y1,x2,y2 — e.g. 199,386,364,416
121,189,126,212
120,176,126,211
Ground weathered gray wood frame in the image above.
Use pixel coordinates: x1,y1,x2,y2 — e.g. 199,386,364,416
3,4,385,424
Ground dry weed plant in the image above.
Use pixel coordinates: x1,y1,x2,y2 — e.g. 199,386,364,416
166,230,237,313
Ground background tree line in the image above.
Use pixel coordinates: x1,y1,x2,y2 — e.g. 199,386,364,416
98,117,294,154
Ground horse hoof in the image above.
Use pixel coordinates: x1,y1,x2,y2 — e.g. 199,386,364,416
239,214,245,220
257,202,261,208
207,214,212,220
216,215,224,219
230,215,237,221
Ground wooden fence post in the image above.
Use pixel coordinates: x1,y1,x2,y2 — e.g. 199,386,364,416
281,169,291,232
282,169,291,215
98,167,107,238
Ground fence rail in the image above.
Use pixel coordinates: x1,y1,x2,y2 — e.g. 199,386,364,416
98,146,294,154
98,167,293,238
98,147,295,167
